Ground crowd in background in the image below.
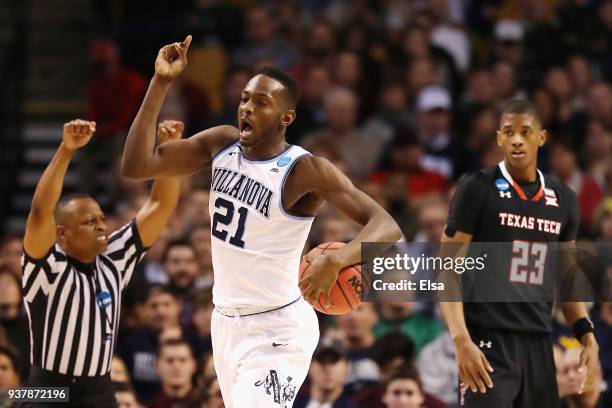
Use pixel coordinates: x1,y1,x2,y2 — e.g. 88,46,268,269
2,0,612,407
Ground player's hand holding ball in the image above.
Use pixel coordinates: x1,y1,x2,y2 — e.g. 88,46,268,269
155,35,192,82
299,242,365,315
62,119,96,151
454,336,494,394
158,120,185,143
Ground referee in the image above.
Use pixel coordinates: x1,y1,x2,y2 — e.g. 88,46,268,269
18,119,182,407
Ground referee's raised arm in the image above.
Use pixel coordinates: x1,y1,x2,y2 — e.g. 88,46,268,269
23,120,96,260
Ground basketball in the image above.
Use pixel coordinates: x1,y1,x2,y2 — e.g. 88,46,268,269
299,242,366,315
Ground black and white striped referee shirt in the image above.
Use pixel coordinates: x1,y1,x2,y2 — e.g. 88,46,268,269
21,221,147,377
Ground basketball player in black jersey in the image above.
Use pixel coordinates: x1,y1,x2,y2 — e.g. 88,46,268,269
440,100,600,407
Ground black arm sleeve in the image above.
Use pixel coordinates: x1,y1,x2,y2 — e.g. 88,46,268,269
559,184,580,242
446,173,488,236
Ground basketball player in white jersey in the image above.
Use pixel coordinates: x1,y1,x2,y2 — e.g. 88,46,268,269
122,36,401,408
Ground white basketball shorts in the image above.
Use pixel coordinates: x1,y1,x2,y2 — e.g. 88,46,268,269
211,297,319,408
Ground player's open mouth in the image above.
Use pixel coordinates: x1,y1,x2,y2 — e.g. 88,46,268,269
239,121,253,138
511,151,526,159
97,236,108,243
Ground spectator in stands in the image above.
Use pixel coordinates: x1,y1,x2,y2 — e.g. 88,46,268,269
87,40,146,141
290,17,337,84
205,375,224,408
183,190,211,232
593,199,612,242
163,239,201,324
381,365,433,408
207,66,252,128
584,120,612,191
118,285,182,403
463,104,499,171
0,346,20,393
592,302,612,393
0,270,29,380
302,87,385,181
336,302,380,394
231,5,298,70
493,61,526,108
287,64,333,143
113,381,143,408
554,345,604,408
492,20,524,67
374,302,444,355
352,331,417,408
189,290,214,356
333,50,376,118
0,235,21,278
417,331,457,407
549,137,604,232
83,40,146,195
413,200,447,243
366,79,412,132
416,86,468,180
318,216,359,244
294,341,362,408
111,356,131,383
544,66,575,125
189,224,213,288
150,338,198,408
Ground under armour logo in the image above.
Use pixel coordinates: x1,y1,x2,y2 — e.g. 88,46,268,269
479,340,492,349
499,191,512,199
270,168,279,173
545,196,558,207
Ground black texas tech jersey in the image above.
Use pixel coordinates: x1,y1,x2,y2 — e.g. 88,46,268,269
446,161,580,333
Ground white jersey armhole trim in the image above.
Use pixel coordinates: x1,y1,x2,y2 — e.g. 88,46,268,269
279,153,316,220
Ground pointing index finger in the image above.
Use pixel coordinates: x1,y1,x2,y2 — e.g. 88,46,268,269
180,35,192,50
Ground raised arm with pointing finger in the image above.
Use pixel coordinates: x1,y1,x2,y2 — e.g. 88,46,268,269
121,35,237,180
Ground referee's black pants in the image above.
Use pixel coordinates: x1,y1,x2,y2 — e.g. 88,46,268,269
13,366,117,408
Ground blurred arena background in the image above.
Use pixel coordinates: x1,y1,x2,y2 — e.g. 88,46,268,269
0,0,611,407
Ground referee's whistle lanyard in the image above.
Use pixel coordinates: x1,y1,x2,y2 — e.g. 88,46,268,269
93,271,114,342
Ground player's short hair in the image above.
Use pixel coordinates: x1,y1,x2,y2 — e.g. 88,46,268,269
162,238,196,264
256,66,300,108
158,337,194,358
53,193,94,222
382,364,423,393
501,99,541,124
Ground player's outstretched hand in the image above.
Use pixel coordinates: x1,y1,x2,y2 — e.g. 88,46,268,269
62,119,96,151
455,337,494,394
578,333,600,394
155,35,192,82
158,120,185,143
299,253,342,307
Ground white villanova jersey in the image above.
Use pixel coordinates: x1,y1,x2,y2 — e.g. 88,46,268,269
209,142,315,308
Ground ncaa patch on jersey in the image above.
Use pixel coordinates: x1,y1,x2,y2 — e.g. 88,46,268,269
96,291,112,309
495,178,510,191
277,156,291,167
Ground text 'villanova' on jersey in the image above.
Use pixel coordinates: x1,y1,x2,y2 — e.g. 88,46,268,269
447,161,580,333
209,143,315,309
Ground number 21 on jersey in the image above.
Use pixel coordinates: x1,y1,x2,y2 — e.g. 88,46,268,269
212,197,249,248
